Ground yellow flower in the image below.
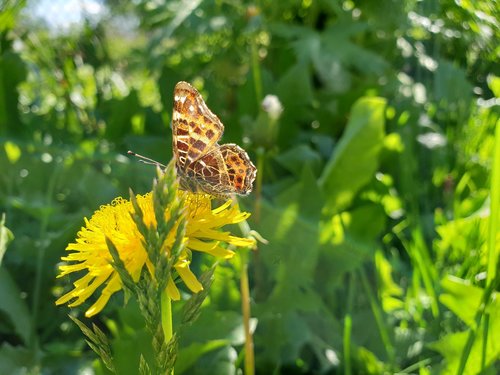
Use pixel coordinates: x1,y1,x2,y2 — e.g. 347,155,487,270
56,192,254,317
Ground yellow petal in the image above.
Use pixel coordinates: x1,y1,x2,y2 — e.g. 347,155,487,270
167,277,181,301
188,239,235,258
175,261,203,293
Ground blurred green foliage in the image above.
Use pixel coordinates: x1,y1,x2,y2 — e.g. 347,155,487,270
0,0,499,374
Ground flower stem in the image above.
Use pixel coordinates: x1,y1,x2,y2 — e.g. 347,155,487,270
343,273,354,375
161,289,173,374
250,38,262,105
240,251,255,375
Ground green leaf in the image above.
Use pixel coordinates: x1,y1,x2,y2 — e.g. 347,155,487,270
182,309,251,347
439,275,486,327
274,145,322,177
429,327,500,375
179,345,238,375
319,97,386,214
3,141,21,164
276,63,314,142
0,214,14,266
0,343,35,374
375,250,403,312
0,267,31,345
69,316,116,373
139,354,152,375
488,75,500,98
434,60,473,107
175,340,229,374
251,175,333,365
103,91,140,140
430,276,500,374
354,346,386,375
182,266,215,326
0,0,26,32
0,48,27,132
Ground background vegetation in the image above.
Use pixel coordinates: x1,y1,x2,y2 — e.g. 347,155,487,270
1,0,499,374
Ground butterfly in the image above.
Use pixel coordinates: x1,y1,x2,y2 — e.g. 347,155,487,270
171,81,257,197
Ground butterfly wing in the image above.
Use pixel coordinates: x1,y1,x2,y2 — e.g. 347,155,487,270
190,144,257,196
172,81,224,172
218,144,257,195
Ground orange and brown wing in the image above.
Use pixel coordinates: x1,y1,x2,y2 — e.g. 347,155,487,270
187,149,229,195
172,81,224,172
219,144,257,195
190,144,256,196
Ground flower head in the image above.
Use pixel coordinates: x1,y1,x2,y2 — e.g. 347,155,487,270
261,94,283,120
56,192,254,317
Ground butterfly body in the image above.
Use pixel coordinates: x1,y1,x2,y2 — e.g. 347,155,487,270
172,81,257,197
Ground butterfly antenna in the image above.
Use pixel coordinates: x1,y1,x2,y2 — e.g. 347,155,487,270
127,151,167,168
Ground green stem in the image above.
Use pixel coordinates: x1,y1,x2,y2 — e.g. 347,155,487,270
161,289,173,374
486,120,500,286
359,268,395,366
343,273,354,375
31,164,60,355
250,38,263,105
161,289,173,342
409,230,440,318
480,119,500,371
240,250,255,375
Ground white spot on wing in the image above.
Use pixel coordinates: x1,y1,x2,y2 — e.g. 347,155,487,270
175,95,186,104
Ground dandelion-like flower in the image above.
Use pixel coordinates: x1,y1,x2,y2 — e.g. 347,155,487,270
56,191,254,317
261,94,283,120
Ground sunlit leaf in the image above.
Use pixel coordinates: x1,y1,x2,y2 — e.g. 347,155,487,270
0,214,14,265
375,250,403,312
319,97,386,214
3,141,21,164
430,276,500,374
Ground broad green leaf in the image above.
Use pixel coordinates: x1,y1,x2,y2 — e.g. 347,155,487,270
274,145,322,177
0,343,35,374
317,204,385,294
176,340,230,374
181,309,253,347
182,345,237,375
429,327,500,375
322,22,389,77
319,97,386,214
430,276,500,374
252,172,331,365
0,49,26,132
276,63,313,142
0,267,32,345
103,91,140,140
439,275,487,327
434,60,473,106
